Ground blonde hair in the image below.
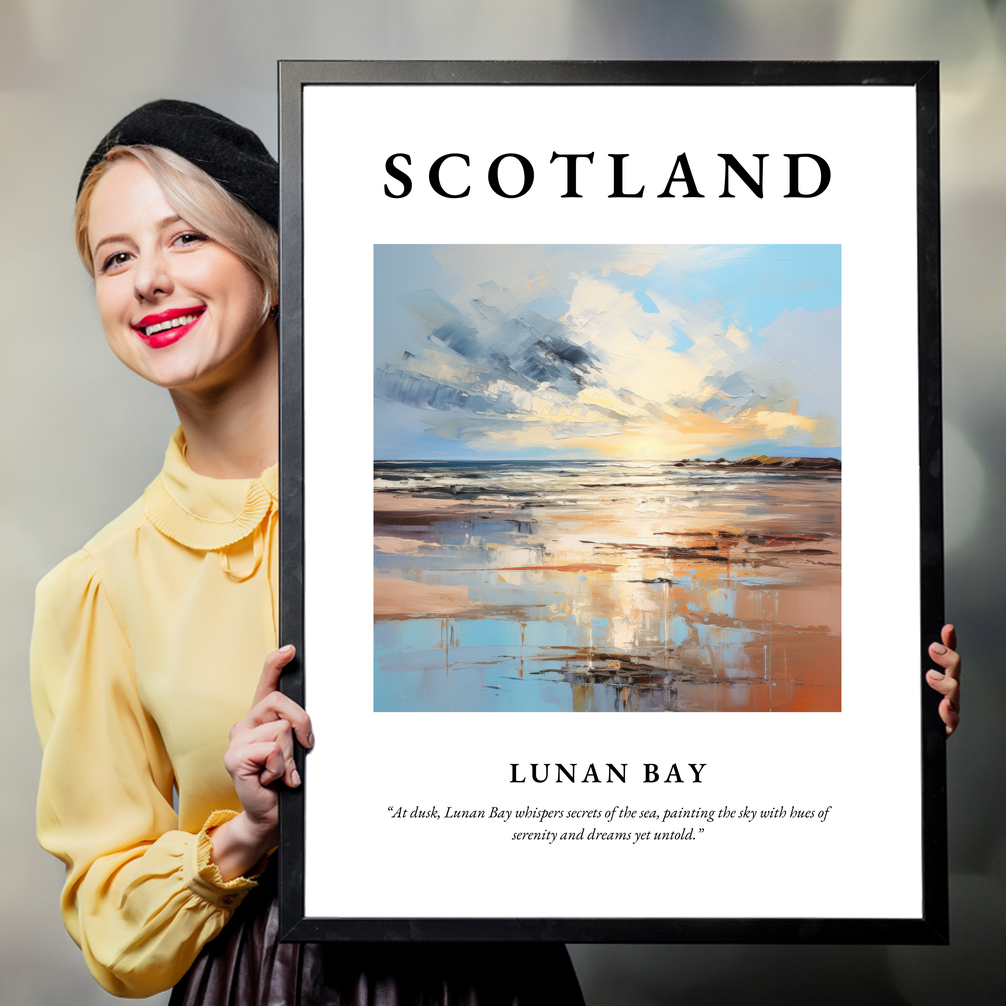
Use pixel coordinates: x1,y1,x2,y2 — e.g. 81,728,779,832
75,145,278,323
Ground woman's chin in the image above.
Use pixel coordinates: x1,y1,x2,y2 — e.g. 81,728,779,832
109,322,273,395
121,353,218,393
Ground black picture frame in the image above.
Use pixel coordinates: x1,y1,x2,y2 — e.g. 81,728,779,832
277,60,945,944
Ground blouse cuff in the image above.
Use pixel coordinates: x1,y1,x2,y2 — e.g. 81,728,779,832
183,810,269,909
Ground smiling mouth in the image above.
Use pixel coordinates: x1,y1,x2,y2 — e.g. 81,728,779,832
142,313,199,337
134,307,206,338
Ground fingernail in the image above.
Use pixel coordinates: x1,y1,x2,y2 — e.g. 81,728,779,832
928,669,944,680
292,768,301,787
931,643,947,654
306,732,315,748
280,644,295,654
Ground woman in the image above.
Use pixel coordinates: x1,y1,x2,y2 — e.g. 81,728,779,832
31,100,586,1004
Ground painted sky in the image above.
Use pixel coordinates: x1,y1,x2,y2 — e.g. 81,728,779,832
374,244,840,461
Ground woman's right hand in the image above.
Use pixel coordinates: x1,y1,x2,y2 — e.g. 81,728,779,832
209,645,314,881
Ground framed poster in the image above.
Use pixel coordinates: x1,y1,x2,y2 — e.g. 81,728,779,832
277,61,946,943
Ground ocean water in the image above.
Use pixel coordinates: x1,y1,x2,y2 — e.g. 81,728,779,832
374,460,841,712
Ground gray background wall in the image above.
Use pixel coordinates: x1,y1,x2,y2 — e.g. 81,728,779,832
1,2,1002,1003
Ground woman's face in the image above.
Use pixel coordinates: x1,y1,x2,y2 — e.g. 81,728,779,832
87,158,270,393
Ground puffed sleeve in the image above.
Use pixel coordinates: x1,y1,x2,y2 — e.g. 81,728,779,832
31,549,262,998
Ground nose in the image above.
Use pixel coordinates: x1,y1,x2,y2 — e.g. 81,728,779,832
133,247,173,303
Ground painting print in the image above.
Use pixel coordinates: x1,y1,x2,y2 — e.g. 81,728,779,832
374,244,840,713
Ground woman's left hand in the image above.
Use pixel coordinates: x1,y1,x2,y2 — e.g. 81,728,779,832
926,624,961,737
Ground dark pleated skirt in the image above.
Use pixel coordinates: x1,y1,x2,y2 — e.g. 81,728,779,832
169,869,584,1006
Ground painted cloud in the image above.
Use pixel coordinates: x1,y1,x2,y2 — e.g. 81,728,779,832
374,244,840,460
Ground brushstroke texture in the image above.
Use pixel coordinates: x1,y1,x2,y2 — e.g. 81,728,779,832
373,245,841,712
374,460,841,712
374,245,840,461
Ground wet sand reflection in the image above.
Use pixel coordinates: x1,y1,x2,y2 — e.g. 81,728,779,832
374,461,840,712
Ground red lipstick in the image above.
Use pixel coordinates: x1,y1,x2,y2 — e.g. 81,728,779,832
132,306,205,349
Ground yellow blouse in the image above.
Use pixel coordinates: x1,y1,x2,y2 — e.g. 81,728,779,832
31,428,279,998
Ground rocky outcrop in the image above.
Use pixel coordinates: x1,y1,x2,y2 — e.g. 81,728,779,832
675,455,841,471
728,455,841,471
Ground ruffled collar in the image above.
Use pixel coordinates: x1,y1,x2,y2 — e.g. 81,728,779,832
143,428,278,551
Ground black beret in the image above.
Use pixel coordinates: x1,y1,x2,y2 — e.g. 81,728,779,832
77,99,278,228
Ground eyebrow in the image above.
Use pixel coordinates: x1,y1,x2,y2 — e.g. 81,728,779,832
91,215,185,258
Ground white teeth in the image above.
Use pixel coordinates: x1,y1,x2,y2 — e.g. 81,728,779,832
142,313,199,337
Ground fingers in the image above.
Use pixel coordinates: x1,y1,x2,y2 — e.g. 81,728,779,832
249,720,298,788
226,720,301,788
233,689,314,750
245,644,314,750
225,645,313,806
941,623,957,653
926,667,959,705
252,644,297,706
926,666,960,737
928,632,961,682
940,698,960,737
221,646,311,834
926,625,961,737
928,643,961,679
225,739,288,788
927,688,960,736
